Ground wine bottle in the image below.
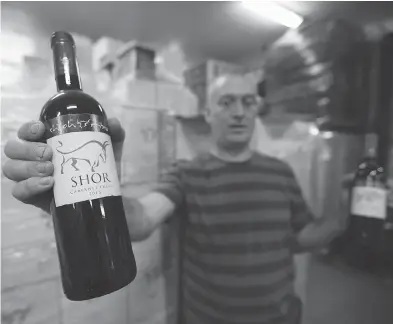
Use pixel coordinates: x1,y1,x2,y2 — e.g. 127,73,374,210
346,133,387,268
40,31,137,301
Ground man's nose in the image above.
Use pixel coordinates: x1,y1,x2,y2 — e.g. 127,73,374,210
232,101,245,118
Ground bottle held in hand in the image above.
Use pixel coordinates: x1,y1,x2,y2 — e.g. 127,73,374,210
40,31,137,301
350,133,387,220
347,133,387,267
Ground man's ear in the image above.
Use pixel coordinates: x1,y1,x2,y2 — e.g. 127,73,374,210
204,106,212,124
258,98,270,117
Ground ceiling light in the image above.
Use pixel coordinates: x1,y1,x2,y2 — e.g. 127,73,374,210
241,1,304,29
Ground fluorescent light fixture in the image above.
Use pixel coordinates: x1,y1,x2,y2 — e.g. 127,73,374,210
242,1,304,29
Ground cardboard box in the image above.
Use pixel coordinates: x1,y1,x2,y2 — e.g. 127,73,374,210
92,37,124,71
61,286,128,324
115,42,156,81
72,33,94,73
2,279,61,324
156,82,198,117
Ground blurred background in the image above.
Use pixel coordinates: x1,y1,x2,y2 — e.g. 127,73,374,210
1,1,393,324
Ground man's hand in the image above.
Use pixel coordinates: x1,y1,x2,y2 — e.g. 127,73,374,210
2,118,125,214
320,172,355,239
294,174,355,252
339,172,355,231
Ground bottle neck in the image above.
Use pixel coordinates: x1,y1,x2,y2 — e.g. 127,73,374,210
364,133,378,158
52,42,82,91
366,147,377,158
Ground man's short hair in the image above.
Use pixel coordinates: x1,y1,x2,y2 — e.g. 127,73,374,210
206,73,261,112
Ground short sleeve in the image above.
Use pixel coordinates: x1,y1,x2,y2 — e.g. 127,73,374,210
285,165,314,233
153,160,186,209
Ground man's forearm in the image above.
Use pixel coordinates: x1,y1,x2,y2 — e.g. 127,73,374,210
121,191,175,242
122,196,153,242
294,217,343,253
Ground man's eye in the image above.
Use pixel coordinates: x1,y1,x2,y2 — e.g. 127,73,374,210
219,98,234,107
222,100,231,106
243,96,257,106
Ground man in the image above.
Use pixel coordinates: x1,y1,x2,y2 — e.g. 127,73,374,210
2,74,347,324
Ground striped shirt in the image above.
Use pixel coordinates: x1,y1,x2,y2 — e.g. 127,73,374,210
155,152,313,324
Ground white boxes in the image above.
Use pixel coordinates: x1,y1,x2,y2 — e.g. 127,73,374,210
115,42,156,81
71,33,94,73
92,36,124,71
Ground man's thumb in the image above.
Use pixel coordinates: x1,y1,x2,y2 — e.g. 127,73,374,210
108,118,126,143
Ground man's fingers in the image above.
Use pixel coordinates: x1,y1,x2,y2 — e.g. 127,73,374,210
18,121,46,142
108,118,125,143
342,173,355,188
108,118,125,164
2,160,53,182
12,177,54,203
4,140,52,162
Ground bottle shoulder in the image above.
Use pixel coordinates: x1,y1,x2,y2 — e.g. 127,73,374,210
357,157,383,171
40,90,105,121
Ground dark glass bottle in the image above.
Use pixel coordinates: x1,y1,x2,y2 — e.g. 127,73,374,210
346,133,387,270
40,31,137,301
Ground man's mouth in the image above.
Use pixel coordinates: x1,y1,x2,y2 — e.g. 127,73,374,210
229,124,246,129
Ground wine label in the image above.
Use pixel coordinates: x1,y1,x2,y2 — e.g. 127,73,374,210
350,186,387,219
45,114,121,207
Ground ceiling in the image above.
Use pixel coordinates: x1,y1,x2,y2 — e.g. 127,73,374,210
3,1,393,63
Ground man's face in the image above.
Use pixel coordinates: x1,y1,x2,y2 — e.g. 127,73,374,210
206,76,260,147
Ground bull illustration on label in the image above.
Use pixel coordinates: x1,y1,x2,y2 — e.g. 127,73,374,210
56,140,110,174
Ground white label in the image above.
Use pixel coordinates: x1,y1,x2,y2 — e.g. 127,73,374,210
350,186,387,219
48,131,121,207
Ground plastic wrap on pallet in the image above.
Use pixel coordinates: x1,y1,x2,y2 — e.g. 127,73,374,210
265,19,365,74
264,19,370,132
